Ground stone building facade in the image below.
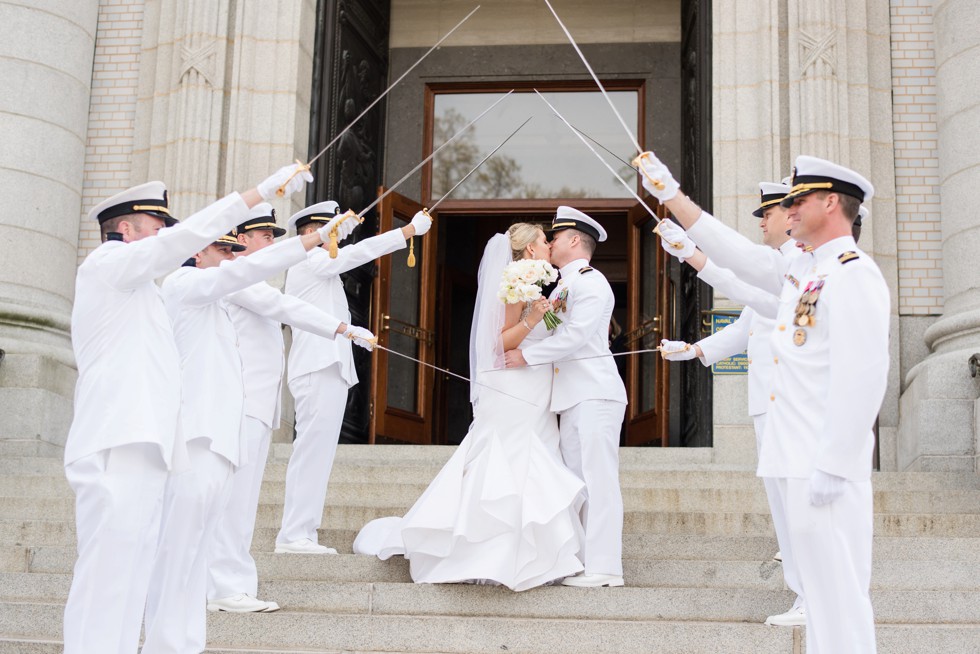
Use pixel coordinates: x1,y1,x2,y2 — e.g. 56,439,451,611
0,0,975,472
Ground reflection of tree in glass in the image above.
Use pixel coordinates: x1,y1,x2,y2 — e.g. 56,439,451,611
433,109,594,199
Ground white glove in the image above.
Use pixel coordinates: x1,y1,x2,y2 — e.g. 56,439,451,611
410,210,432,236
258,163,313,201
317,211,359,244
659,339,696,361
656,219,696,261
344,325,376,351
634,150,680,202
809,469,846,506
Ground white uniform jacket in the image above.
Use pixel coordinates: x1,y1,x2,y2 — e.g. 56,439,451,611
521,258,628,413
687,210,890,482
66,193,249,468
695,240,802,417
161,237,308,467
286,229,405,387
226,282,344,430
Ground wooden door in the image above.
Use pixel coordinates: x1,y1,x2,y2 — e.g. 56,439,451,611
624,200,671,445
369,190,437,444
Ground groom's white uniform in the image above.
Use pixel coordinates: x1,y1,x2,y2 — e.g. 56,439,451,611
521,257,627,577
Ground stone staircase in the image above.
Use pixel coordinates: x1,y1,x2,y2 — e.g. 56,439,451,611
1,439,980,653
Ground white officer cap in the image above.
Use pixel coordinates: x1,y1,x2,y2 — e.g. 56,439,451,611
548,206,607,243
87,181,176,227
234,203,285,237
781,155,875,207
287,200,340,232
855,205,869,227
753,182,792,217
214,233,246,253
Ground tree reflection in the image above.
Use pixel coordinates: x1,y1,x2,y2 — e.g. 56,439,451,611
432,109,596,199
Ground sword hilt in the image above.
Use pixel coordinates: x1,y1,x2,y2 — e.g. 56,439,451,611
632,152,666,191
275,160,311,198
328,210,363,259
651,220,684,250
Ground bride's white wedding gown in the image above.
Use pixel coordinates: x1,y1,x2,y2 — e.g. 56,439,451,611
353,321,585,591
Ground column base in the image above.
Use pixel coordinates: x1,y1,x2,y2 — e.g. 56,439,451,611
898,348,979,472
0,348,75,451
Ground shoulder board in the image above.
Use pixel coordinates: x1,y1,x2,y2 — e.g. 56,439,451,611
838,251,859,265
578,266,593,274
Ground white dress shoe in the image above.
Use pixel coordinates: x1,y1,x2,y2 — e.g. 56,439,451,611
765,604,806,627
274,538,338,554
561,573,625,588
207,593,280,613
773,550,782,562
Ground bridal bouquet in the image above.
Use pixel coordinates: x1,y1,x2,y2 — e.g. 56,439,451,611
497,260,563,330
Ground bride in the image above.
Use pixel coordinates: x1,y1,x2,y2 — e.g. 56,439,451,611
353,223,585,591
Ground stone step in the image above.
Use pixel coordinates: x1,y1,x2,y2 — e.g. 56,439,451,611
5,453,979,493
6,516,980,564
4,571,980,625
0,641,416,654
7,547,979,591
6,497,980,537
5,474,978,514
5,600,980,654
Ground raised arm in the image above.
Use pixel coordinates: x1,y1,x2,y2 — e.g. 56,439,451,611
307,228,406,278
697,259,781,319
226,282,344,339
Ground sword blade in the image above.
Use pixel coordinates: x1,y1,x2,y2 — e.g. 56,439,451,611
534,90,661,224
482,348,662,372
357,90,514,218
307,5,481,168
542,0,642,154
428,116,532,212
371,341,539,406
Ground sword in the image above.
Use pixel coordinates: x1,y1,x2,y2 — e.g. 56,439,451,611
542,0,665,191
323,91,514,259
276,5,482,196
345,334,540,406
535,90,682,248
427,116,533,212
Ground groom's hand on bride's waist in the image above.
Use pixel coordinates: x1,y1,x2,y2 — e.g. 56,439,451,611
504,349,527,368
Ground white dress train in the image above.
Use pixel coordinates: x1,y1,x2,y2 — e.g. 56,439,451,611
354,324,585,591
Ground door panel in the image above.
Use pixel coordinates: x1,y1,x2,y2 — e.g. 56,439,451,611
370,189,437,444
625,200,671,446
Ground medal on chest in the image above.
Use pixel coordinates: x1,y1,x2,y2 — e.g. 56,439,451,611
792,279,824,345
552,287,569,314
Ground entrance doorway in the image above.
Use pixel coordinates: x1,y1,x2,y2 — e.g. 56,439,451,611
370,191,671,446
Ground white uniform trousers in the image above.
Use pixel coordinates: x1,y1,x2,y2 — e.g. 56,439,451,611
753,414,804,604
143,439,233,654
557,399,626,576
277,366,348,545
781,477,876,654
208,416,272,599
63,443,168,654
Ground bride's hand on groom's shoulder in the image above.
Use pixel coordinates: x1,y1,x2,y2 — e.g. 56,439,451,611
504,349,527,368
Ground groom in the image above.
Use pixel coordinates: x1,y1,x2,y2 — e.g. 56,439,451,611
505,206,628,587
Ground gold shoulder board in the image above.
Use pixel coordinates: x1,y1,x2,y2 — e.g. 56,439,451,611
838,251,859,265
579,266,593,274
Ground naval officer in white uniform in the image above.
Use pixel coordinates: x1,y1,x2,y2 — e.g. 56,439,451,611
275,202,431,554
637,152,887,653
206,206,372,613
63,163,310,654
143,212,360,654
656,182,808,627
504,206,628,588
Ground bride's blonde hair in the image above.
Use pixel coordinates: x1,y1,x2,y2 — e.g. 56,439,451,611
507,222,545,261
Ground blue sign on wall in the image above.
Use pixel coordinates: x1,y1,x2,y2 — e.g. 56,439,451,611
710,313,749,375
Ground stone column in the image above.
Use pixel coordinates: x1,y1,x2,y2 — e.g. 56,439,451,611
898,0,980,472
0,0,99,448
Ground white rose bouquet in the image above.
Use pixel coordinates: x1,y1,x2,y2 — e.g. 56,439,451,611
497,259,563,330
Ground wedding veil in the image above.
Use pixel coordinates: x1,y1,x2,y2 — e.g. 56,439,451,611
469,233,511,406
